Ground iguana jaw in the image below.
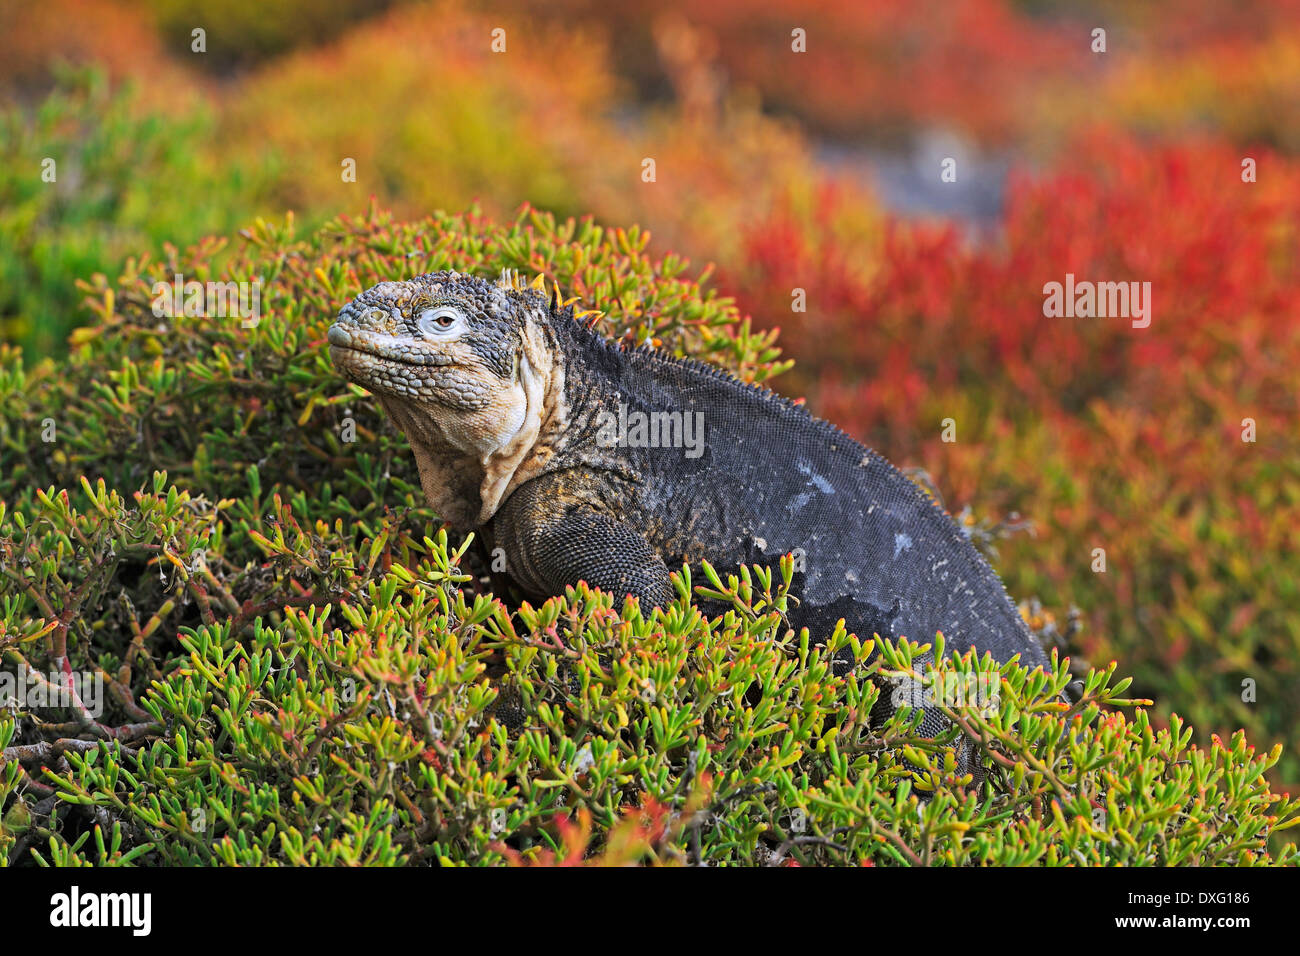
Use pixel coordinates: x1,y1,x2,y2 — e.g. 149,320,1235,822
329,273,567,528
338,320,562,528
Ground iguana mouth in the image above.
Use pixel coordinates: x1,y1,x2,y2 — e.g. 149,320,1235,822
327,331,465,404
327,323,456,367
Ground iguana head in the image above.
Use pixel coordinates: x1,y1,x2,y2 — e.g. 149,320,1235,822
329,270,566,527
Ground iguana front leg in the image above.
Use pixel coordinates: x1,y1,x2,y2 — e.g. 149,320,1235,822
491,474,675,611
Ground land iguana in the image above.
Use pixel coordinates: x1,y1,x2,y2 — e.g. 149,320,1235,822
328,270,1051,731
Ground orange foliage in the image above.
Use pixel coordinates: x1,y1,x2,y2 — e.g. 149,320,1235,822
729,133,1300,776
0,0,201,110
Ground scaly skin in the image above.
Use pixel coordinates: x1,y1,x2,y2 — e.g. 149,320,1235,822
328,270,1049,688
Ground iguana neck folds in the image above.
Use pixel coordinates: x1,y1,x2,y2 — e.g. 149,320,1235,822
477,313,567,524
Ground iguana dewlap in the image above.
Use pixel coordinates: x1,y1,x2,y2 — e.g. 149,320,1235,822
328,270,1048,676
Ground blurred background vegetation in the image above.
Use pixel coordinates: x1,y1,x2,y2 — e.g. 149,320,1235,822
1,0,1297,798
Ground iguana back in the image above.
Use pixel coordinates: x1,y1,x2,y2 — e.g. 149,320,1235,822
328,270,1047,673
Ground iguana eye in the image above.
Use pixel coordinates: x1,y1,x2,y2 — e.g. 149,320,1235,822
418,307,463,335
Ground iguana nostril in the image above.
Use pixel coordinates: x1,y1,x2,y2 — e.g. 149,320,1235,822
327,324,353,347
